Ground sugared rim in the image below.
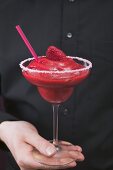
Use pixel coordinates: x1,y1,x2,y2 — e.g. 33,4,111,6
19,56,92,74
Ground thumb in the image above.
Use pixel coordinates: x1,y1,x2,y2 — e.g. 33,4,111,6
26,132,56,156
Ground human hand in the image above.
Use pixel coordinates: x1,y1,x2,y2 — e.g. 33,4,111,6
0,121,84,169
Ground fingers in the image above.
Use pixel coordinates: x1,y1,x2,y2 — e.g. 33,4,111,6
21,161,76,170
68,151,84,161
32,148,80,169
32,146,84,168
58,141,84,161
16,143,51,169
16,141,83,170
26,132,57,156
19,145,77,170
59,141,82,151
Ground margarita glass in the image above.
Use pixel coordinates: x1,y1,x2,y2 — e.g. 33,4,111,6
20,56,92,169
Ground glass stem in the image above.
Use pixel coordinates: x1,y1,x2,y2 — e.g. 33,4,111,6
52,104,60,148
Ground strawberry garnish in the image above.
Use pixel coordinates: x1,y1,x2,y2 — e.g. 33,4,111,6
46,46,66,61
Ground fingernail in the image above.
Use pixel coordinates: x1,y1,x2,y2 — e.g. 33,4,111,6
78,154,85,161
76,146,82,152
46,146,56,156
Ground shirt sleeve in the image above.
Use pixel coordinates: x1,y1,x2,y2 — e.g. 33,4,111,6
0,75,18,123
0,110,18,123
0,75,18,150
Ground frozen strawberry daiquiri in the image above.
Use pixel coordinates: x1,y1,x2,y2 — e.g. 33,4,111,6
20,46,92,168
20,46,91,104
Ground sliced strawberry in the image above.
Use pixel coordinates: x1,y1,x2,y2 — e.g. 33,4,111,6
46,46,66,61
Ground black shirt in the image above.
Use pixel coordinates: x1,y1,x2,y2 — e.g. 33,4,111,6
0,0,113,170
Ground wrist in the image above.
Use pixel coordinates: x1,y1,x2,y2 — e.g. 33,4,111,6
0,121,11,141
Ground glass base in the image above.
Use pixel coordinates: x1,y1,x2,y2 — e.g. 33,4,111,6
32,141,75,169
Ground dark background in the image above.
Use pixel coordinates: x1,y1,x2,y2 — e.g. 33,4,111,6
0,97,6,169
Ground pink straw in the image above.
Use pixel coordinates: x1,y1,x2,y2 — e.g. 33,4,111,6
16,25,38,61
